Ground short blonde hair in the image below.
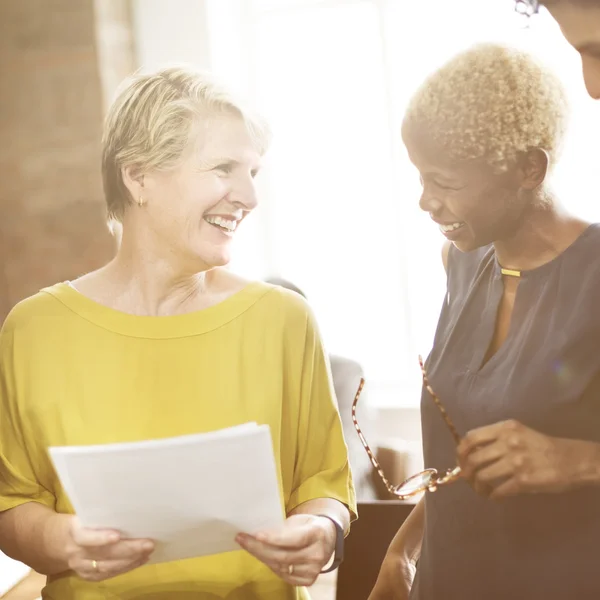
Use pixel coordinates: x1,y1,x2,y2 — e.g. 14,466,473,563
102,65,271,222
402,43,569,172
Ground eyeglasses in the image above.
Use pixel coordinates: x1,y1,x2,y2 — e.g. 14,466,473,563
351,356,462,499
514,0,539,16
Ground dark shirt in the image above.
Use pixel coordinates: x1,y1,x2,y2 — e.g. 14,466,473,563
410,224,600,600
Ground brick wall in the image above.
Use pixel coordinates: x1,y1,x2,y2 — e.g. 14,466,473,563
0,0,134,322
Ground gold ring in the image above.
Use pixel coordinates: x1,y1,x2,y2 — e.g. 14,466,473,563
91,559,99,572
288,564,294,575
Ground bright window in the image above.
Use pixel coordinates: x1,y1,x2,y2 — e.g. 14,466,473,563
208,0,600,406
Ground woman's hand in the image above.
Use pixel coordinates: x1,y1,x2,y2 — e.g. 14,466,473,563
236,514,336,587
62,516,155,581
457,419,600,500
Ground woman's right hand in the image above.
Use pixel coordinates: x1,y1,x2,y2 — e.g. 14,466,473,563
62,516,155,581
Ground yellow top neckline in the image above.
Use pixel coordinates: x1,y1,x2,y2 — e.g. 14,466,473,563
41,281,272,339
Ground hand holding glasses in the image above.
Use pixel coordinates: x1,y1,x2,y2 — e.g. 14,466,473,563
352,356,462,499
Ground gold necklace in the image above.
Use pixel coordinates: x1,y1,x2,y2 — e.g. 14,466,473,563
500,267,521,278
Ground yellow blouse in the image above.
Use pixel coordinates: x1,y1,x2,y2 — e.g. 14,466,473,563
0,282,356,600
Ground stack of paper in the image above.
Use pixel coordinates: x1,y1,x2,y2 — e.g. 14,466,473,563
49,423,284,564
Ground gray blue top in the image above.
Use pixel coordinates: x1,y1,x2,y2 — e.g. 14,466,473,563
411,223,600,600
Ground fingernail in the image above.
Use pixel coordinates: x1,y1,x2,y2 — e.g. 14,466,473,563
142,541,154,552
108,533,120,543
255,533,267,542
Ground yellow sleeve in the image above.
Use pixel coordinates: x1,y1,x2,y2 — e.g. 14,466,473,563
0,313,55,512
286,306,357,521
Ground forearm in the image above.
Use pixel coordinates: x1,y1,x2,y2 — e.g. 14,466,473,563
289,498,350,534
368,499,425,599
368,498,424,599
0,503,71,575
384,497,424,565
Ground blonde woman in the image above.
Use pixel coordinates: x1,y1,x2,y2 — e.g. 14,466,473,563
369,44,600,600
0,66,355,600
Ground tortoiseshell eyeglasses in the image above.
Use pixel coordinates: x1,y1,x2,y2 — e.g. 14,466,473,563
352,355,462,499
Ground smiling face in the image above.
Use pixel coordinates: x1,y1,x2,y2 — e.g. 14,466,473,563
399,43,564,253
545,2,600,99
126,114,262,270
402,125,540,253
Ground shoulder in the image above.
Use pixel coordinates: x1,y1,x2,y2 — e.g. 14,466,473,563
1,284,69,337
210,269,314,329
558,223,600,305
252,281,314,321
238,281,322,344
246,284,327,367
447,243,492,272
218,269,309,315
446,243,493,289
0,285,72,364
564,223,600,272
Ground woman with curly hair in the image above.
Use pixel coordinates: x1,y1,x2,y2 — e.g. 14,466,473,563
516,0,600,98
369,42,600,600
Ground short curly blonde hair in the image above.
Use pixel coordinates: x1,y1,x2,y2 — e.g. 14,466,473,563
102,65,271,223
402,43,569,172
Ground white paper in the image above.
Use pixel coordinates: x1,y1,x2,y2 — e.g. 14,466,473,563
48,423,284,564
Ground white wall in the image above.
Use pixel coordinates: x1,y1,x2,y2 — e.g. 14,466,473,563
130,0,213,69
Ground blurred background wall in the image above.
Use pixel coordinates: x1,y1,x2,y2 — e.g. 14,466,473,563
0,0,136,321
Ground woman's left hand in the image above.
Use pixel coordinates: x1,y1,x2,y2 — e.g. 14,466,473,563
236,514,336,587
457,419,599,500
